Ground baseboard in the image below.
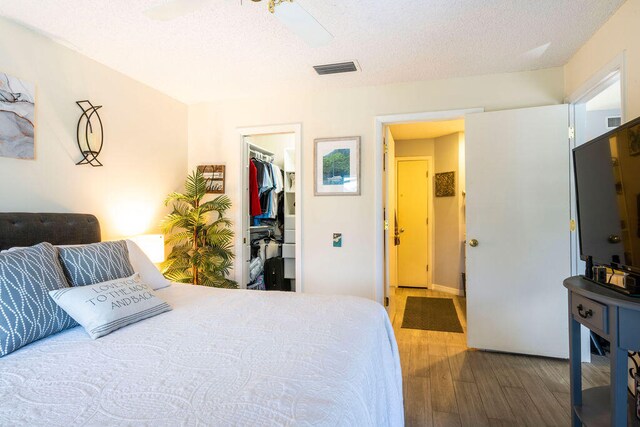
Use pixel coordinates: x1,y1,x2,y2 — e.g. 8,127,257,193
431,283,464,296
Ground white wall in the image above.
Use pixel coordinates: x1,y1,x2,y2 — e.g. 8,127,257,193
585,108,622,141
0,18,188,240
188,67,564,299
564,0,640,119
395,138,435,157
433,133,463,290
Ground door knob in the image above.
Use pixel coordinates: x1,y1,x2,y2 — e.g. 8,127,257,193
469,239,479,247
399,228,405,234
608,235,621,244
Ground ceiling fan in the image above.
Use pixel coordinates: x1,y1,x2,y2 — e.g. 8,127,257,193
144,0,333,48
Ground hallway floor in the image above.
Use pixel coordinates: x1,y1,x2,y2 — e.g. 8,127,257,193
392,287,610,426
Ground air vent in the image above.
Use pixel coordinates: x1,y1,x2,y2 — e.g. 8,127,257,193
313,61,358,75
606,116,622,129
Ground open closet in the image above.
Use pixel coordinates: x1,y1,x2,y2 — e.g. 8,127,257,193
243,133,296,291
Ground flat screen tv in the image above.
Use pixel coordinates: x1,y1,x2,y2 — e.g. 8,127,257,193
574,115,640,293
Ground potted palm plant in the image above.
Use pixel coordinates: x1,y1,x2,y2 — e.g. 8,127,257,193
161,169,237,288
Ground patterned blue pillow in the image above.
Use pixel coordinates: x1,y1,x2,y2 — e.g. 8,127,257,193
57,241,135,287
0,242,77,357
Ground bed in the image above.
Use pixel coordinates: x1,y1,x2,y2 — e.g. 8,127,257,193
0,213,404,426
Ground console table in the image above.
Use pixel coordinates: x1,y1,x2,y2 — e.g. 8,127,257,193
564,276,640,426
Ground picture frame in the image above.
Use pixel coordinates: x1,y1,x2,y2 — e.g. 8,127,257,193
314,136,360,196
435,171,455,197
0,71,35,160
197,164,226,194
629,125,640,157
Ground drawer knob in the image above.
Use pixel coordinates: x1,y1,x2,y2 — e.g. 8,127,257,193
577,304,593,319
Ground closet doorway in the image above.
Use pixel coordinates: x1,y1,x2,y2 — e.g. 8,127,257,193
238,124,302,292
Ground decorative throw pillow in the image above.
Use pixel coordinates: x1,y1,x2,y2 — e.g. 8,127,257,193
125,240,170,290
49,273,172,339
57,240,135,287
0,243,77,357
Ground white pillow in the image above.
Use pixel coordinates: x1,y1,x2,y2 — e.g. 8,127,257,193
125,240,171,290
2,241,171,290
49,273,172,339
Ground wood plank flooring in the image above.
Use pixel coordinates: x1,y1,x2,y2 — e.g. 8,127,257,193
393,287,610,427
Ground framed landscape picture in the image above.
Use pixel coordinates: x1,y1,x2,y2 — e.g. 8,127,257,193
314,136,360,196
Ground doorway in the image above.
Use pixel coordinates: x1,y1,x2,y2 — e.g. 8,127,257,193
568,57,625,362
237,124,302,292
569,66,624,277
382,114,471,325
379,104,573,358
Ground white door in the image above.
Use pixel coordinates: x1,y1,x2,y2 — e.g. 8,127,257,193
466,104,571,358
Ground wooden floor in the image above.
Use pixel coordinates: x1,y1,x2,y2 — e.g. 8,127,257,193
393,287,610,427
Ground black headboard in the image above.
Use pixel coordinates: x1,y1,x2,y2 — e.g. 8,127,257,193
0,213,101,250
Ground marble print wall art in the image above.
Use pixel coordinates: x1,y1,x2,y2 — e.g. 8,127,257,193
0,72,35,159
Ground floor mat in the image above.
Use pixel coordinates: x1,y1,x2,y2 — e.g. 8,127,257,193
401,296,463,333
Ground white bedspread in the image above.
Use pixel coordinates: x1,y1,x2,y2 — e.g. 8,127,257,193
0,284,403,426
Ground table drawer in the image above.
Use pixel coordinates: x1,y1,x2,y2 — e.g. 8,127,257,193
571,293,608,335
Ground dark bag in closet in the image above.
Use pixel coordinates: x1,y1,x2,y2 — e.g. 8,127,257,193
264,257,288,291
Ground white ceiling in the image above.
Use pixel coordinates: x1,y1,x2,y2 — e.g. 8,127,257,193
0,0,624,104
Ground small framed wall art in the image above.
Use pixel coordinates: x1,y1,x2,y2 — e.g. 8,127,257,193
629,124,640,156
314,136,361,196
0,71,35,160
435,171,455,197
198,165,226,194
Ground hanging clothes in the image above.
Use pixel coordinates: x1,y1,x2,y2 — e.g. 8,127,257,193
258,161,274,196
247,274,266,291
249,257,264,282
254,160,278,221
269,164,284,220
253,158,266,189
265,240,280,259
272,164,284,193
249,160,262,217
250,155,286,229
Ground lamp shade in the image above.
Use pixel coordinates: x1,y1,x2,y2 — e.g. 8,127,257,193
129,234,165,263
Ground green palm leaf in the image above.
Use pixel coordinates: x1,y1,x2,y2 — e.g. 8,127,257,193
200,196,233,216
160,169,237,288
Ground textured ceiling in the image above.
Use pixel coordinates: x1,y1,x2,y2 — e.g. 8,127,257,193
390,119,465,140
0,0,624,104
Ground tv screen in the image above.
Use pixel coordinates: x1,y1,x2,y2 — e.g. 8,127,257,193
574,117,640,275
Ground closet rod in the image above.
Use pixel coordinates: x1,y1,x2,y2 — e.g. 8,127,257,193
247,143,275,157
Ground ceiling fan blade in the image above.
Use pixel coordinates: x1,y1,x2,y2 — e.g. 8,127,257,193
273,2,333,48
144,0,212,21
